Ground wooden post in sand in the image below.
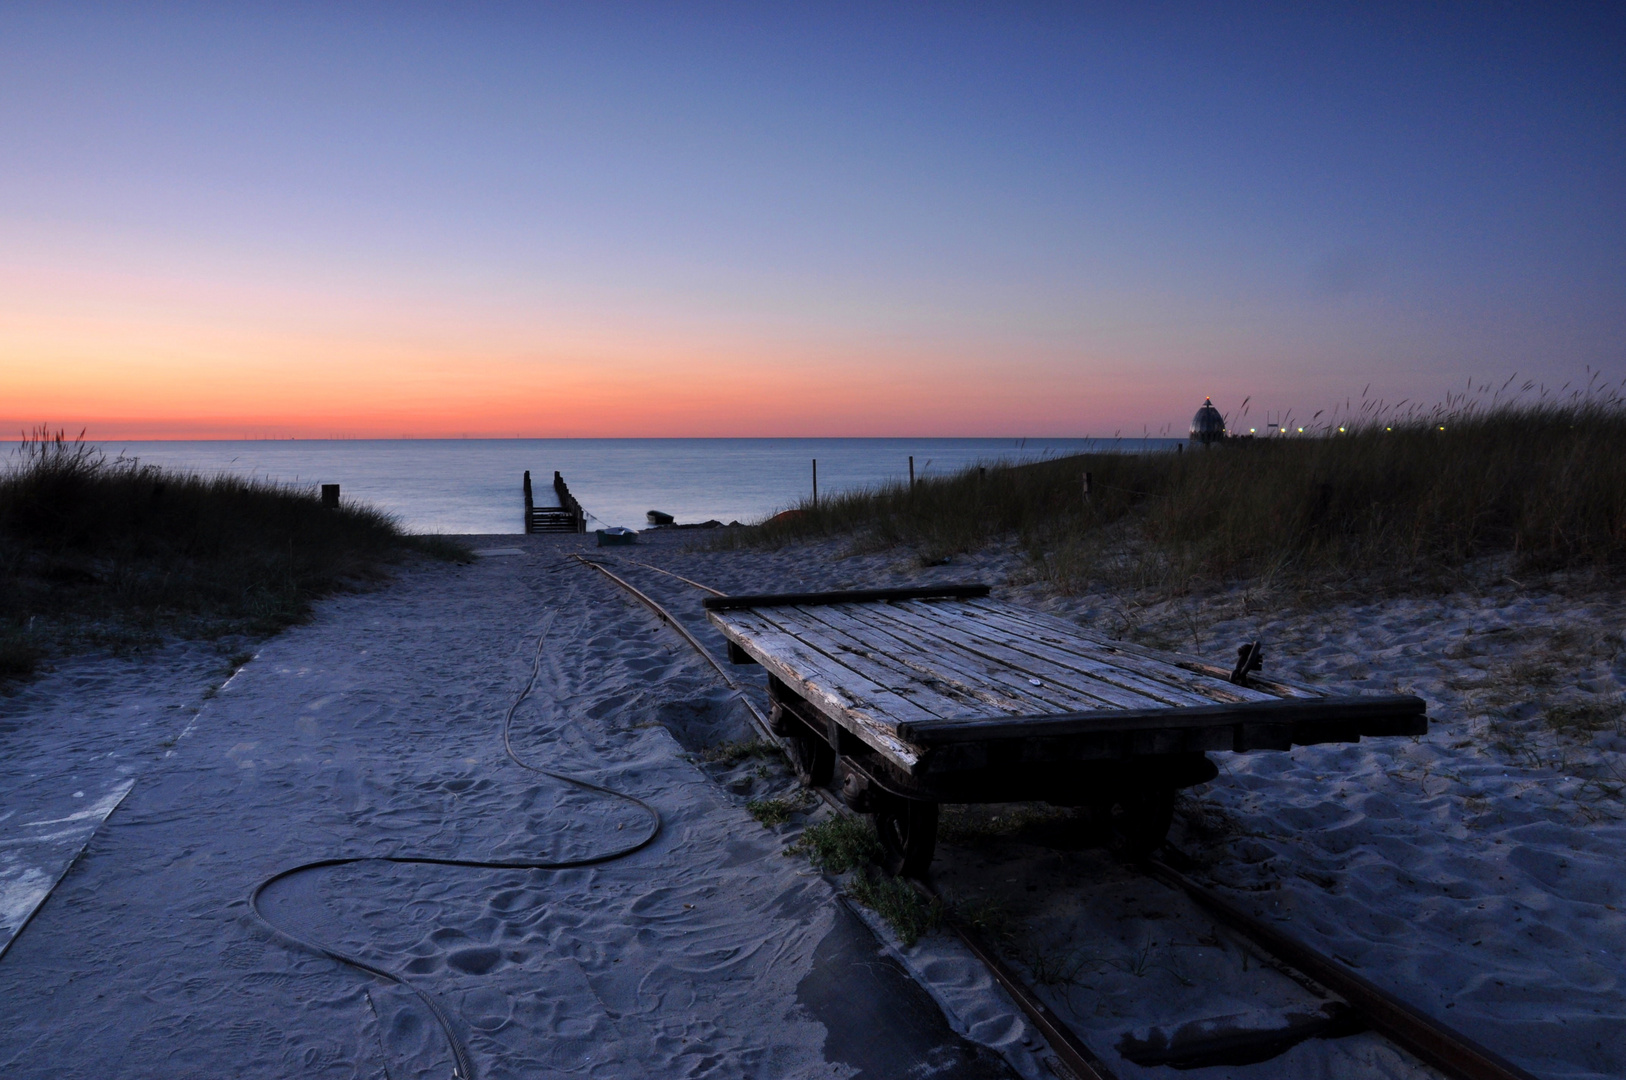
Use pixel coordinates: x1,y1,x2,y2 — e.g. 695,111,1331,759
812,459,818,507
321,484,339,509
1082,471,1092,506
909,455,915,489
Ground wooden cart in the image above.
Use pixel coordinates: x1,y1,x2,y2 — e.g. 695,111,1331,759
705,585,1426,876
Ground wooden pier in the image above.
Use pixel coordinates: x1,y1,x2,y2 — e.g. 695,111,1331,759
523,470,587,533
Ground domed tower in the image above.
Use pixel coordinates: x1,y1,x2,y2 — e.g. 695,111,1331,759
1190,398,1226,447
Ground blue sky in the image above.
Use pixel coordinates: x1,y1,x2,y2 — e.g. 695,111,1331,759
2,3,1621,436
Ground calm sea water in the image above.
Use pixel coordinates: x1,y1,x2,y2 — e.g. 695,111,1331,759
92,438,1179,534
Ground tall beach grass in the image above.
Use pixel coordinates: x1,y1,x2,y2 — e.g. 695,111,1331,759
0,429,467,681
724,383,1626,593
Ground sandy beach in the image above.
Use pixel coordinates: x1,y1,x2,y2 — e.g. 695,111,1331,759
3,530,1622,1079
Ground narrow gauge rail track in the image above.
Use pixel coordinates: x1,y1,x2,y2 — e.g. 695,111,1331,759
575,553,1541,1080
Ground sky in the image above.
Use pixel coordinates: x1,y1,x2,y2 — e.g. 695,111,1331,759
1,3,1622,438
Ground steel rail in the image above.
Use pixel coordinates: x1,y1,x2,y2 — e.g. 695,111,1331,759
614,556,727,596
572,555,777,739
919,884,1120,1080
571,557,855,831
578,554,1544,1080
1142,857,1540,1080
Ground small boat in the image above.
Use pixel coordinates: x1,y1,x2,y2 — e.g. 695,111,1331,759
596,527,639,547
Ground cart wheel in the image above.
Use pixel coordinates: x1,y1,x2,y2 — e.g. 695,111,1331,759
870,794,939,878
786,731,835,788
1094,788,1175,860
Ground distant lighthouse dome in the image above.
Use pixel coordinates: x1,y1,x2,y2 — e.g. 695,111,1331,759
1190,398,1226,447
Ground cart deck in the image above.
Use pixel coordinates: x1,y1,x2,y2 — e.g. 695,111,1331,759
705,585,1426,874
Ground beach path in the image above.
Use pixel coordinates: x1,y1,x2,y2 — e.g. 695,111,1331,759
0,540,1017,1079
0,640,237,960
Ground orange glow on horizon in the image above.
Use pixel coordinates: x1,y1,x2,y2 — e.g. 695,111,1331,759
0,246,1210,441
3,349,1152,439
3,292,1178,439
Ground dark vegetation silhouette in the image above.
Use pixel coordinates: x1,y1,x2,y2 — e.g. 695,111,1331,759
725,379,1626,593
0,428,467,681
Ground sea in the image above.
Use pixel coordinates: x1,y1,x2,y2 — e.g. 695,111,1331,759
87,438,1180,534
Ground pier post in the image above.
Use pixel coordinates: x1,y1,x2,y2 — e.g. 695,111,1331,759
909,456,914,489
321,484,339,509
812,459,818,507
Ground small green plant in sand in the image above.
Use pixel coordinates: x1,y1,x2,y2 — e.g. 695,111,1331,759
0,428,470,681
746,796,801,826
701,739,784,766
790,816,881,873
848,870,943,947
1019,943,1105,988
789,815,940,943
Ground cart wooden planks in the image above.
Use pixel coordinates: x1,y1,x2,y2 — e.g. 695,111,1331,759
705,585,1426,876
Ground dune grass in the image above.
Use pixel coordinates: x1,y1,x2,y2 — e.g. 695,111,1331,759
791,815,883,873
0,429,469,682
790,815,942,943
721,389,1626,593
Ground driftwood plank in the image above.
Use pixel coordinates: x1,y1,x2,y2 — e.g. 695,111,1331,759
829,601,1168,712
963,598,1323,699
948,600,1273,700
889,600,1232,707
1061,630,1324,699
947,600,1286,702
710,609,925,770
795,603,1094,714
814,602,1110,713
750,604,1006,719
720,609,944,725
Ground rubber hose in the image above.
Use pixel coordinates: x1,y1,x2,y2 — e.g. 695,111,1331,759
249,612,662,1080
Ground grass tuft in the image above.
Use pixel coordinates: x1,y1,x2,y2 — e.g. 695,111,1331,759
0,427,469,680
1545,701,1624,737
788,814,941,943
746,796,800,826
409,534,477,563
791,816,882,874
701,739,784,766
848,870,943,946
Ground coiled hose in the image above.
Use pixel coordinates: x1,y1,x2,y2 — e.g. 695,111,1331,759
248,613,662,1080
